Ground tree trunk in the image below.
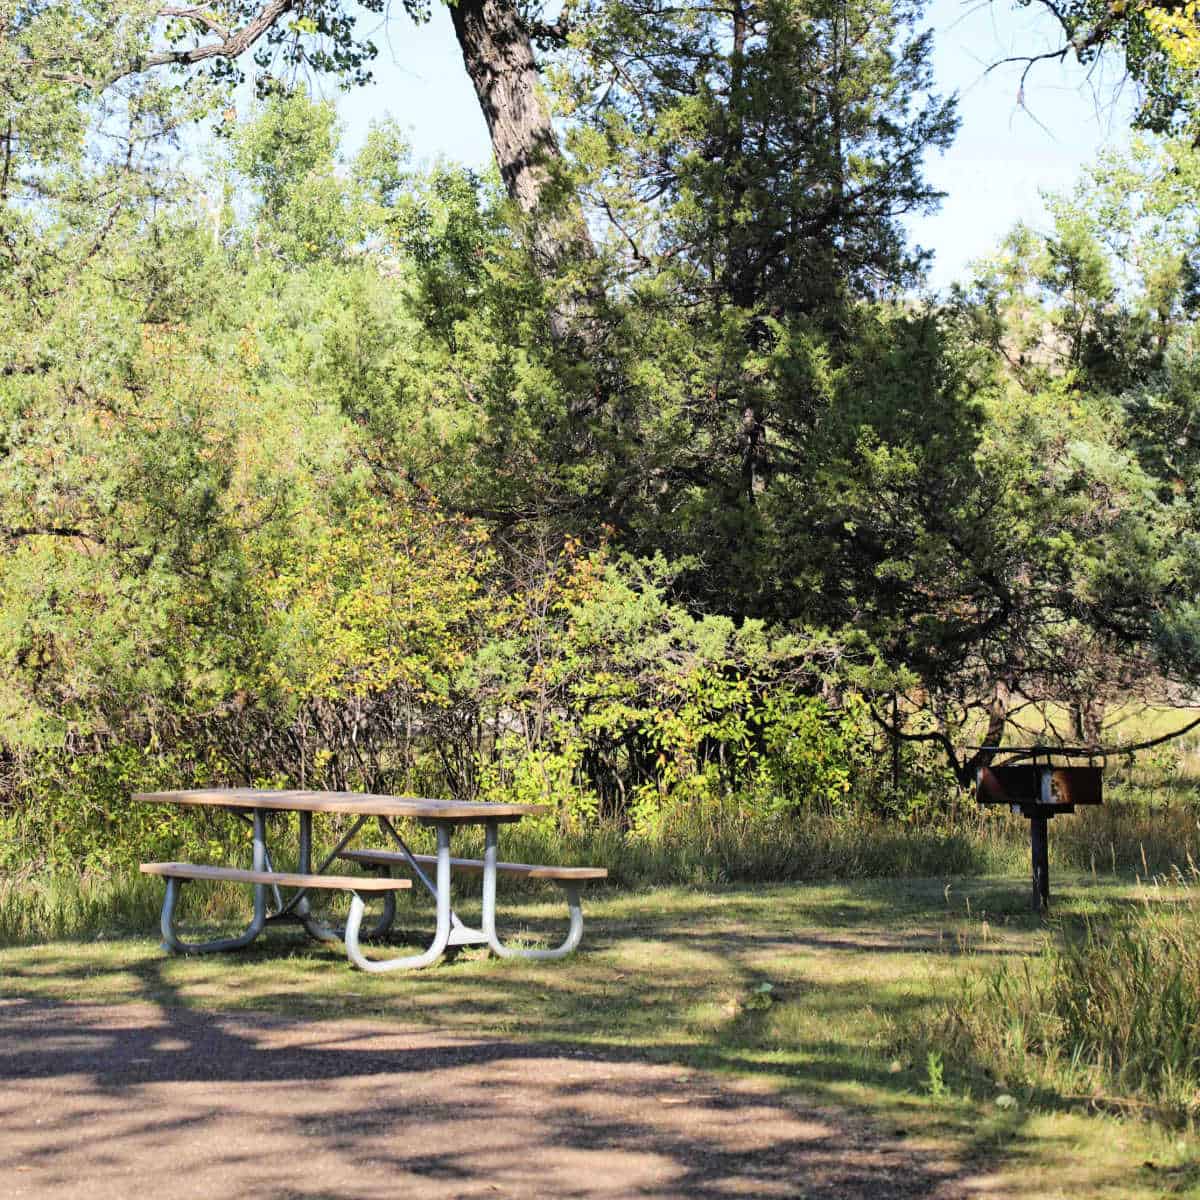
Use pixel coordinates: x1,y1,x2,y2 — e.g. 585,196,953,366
983,678,1010,748
956,678,1011,787
448,0,555,216
1071,697,1105,746
449,0,594,341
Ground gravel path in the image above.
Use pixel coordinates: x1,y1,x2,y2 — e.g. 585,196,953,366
0,997,997,1199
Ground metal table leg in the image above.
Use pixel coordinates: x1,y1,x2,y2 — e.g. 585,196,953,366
378,816,487,947
480,821,585,960
256,812,393,943
160,810,268,954
345,823,453,971
296,811,398,943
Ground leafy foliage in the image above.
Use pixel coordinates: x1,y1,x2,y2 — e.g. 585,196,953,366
4,21,1200,872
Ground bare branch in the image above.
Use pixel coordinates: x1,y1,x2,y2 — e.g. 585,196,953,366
991,714,1200,762
13,59,98,89
599,195,647,265
984,0,1150,106
868,703,967,780
0,120,12,202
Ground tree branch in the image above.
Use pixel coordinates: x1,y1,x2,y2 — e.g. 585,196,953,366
158,6,233,41
4,526,106,545
1,119,12,203
993,714,1200,762
14,0,293,90
868,703,967,781
985,0,1150,104
123,0,294,77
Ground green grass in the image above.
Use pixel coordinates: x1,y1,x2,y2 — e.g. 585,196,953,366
5,795,1200,1194
916,871,1200,1128
9,798,1199,946
2,874,1198,1197
0,805,1036,944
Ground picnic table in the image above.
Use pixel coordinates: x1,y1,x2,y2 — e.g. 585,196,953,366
134,789,606,972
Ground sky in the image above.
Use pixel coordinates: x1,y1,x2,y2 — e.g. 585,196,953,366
329,0,1136,292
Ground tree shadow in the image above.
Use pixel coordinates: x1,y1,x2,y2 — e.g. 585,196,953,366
0,991,982,1199
0,874,1164,1196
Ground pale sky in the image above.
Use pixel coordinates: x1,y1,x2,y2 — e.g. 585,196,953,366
330,0,1135,292
910,0,1134,290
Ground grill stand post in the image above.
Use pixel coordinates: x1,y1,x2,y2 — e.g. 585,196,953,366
1030,812,1049,914
975,749,1102,917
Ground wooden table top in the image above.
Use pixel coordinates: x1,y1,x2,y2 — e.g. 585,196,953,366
133,788,551,824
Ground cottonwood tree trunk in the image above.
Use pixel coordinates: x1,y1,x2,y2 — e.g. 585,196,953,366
448,0,556,220
449,0,595,343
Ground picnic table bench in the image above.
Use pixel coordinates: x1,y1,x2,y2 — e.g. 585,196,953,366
341,846,608,960
135,789,606,972
139,863,412,965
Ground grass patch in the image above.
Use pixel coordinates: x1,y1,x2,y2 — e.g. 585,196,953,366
913,870,1200,1129
1047,801,1200,881
1,805,1034,945
8,797,1198,946
5,795,1200,1192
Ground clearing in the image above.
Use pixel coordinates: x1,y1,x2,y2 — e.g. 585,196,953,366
1,877,1196,1198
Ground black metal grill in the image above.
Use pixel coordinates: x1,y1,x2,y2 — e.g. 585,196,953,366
973,748,1105,913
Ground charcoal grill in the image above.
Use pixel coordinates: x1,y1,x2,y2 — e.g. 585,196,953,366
974,747,1104,913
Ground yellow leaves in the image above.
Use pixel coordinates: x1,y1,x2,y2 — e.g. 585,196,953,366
1146,0,1200,71
237,331,261,367
247,490,493,705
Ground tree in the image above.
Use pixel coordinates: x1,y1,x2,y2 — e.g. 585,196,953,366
471,0,952,592
562,0,956,312
5,0,591,288
891,132,1200,767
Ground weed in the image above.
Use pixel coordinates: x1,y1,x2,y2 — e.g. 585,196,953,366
918,871,1200,1127
926,1050,948,1099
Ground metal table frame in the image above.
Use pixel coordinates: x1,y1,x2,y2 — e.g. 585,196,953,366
135,790,550,971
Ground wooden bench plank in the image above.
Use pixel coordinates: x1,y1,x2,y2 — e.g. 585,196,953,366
140,862,411,891
340,849,607,881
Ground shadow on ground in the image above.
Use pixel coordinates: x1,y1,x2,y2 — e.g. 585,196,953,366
0,994,982,1199
0,876,1162,1198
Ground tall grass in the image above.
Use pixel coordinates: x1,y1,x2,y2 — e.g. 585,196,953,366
0,865,260,945
920,870,1200,1127
0,870,165,944
1052,802,1200,877
2,800,1176,947
4,800,1196,946
482,802,1031,887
